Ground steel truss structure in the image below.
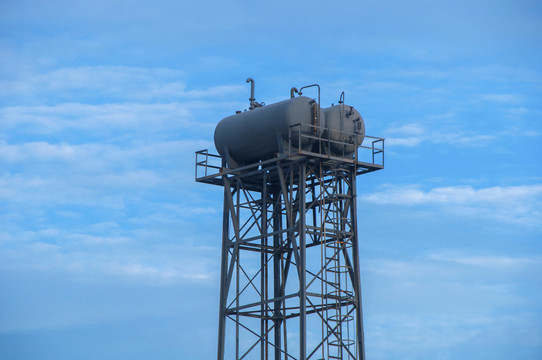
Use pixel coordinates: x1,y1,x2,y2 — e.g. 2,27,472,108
196,141,383,360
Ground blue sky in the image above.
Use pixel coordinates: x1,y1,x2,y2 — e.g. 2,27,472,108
1,0,541,359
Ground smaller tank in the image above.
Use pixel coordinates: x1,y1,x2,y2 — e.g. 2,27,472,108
323,104,365,157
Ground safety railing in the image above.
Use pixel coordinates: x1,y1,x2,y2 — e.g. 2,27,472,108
195,124,384,181
371,137,384,167
195,149,222,180
287,123,385,167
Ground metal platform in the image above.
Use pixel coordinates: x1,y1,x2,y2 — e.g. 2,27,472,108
195,128,384,190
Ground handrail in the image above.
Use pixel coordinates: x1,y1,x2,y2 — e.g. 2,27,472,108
286,122,384,166
195,123,384,181
195,149,223,180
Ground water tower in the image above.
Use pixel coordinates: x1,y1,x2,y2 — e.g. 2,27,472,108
195,78,384,360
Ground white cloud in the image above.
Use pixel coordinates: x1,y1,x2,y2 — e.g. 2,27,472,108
0,139,212,179
366,312,540,359
364,252,541,294
358,81,421,93
388,123,424,136
361,184,542,226
0,102,198,133
386,134,496,147
106,262,211,284
1,66,180,99
427,253,534,268
390,68,451,79
362,250,542,358
70,233,132,246
363,184,542,205
384,122,498,148
0,171,165,207
476,93,522,104
0,66,247,104
384,123,425,146
0,227,218,285
0,141,78,161
438,133,495,145
385,136,424,147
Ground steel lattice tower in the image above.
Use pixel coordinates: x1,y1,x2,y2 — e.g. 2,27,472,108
196,129,383,359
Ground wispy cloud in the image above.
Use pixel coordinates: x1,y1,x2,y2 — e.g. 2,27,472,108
0,140,212,166
427,252,534,268
361,184,542,226
106,262,212,284
384,122,498,147
475,93,523,104
0,66,246,103
362,184,542,205
363,249,542,358
0,228,218,285
0,102,213,135
366,312,541,359
364,252,541,294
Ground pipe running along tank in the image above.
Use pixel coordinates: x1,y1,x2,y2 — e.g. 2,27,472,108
322,103,365,157
214,96,325,166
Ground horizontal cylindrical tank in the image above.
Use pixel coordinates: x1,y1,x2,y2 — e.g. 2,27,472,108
214,96,325,165
323,104,365,157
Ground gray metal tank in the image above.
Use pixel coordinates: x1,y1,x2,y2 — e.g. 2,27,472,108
323,104,365,157
214,96,325,165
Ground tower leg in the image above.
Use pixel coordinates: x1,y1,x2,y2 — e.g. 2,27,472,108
349,172,365,360
273,190,282,360
299,163,307,360
217,184,230,360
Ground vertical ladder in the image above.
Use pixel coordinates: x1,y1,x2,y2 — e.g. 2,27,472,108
321,167,356,359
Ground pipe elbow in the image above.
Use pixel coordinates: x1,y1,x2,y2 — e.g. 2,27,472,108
246,77,256,109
